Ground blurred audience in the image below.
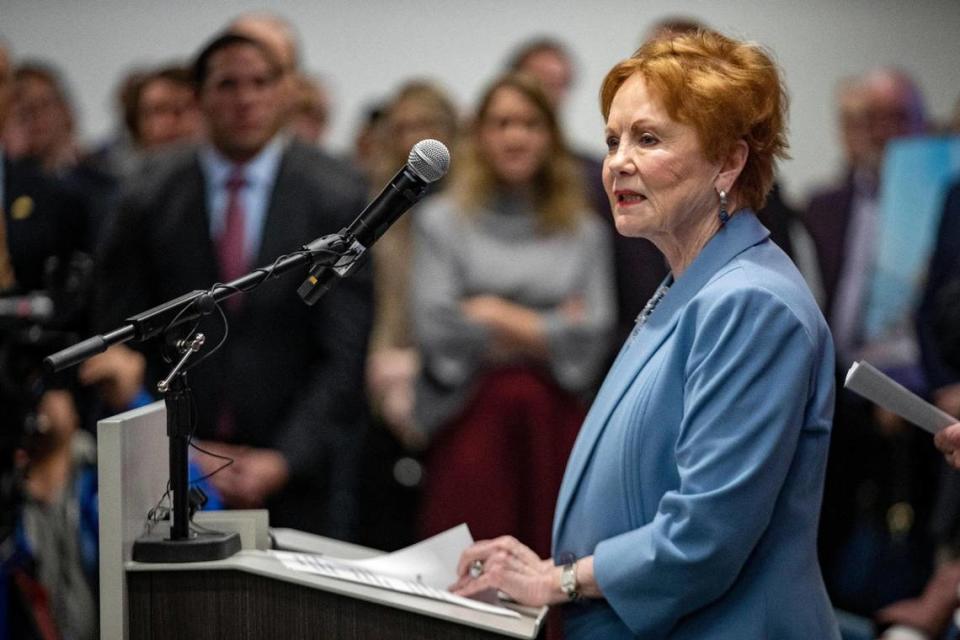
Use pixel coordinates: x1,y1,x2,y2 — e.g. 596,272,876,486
6,63,79,173
350,101,388,184
506,37,574,109
122,64,203,150
17,391,98,640
227,11,301,120
919,180,960,427
0,59,88,294
289,73,332,147
84,69,154,183
6,61,111,248
73,64,202,421
0,41,98,640
412,73,615,557
804,67,935,616
874,179,960,639
366,80,458,446
356,80,458,551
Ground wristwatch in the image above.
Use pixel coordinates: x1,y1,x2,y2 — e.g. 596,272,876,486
560,560,580,601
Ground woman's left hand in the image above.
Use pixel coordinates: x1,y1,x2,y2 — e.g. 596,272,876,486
450,536,564,607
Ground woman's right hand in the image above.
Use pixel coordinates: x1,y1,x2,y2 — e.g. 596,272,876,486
451,536,564,607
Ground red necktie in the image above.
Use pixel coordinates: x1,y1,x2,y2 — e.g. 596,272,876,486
215,169,246,439
217,169,248,284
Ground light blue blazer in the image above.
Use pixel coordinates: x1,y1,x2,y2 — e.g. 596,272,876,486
552,211,840,639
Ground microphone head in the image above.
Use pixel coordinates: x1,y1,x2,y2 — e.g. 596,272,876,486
407,139,450,183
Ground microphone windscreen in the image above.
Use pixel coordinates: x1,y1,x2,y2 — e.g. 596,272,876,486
407,139,450,183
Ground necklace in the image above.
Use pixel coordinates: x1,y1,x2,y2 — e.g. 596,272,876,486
637,282,670,326
629,278,673,342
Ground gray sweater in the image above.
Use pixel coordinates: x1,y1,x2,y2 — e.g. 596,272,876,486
412,193,616,435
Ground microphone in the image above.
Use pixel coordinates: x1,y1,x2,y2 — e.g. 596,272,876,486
298,139,450,306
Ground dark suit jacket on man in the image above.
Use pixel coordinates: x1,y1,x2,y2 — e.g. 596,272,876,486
96,140,373,537
918,180,960,547
803,170,939,612
801,172,857,321
918,180,960,391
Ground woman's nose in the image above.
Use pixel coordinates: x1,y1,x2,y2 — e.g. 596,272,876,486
606,147,634,174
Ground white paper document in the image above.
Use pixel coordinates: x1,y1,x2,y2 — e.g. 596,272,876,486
844,360,957,434
271,524,520,619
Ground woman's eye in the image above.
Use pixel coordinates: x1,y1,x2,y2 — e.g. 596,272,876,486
639,133,658,146
605,136,619,151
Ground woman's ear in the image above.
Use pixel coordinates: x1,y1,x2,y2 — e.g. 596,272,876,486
716,139,749,194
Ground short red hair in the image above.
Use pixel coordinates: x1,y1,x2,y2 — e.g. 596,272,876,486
600,30,789,210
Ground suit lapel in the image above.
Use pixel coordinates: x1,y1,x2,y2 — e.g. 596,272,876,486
553,211,772,544
186,157,220,283
824,177,857,317
256,144,298,268
147,154,219,294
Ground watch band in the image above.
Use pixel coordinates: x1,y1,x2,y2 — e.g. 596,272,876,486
560,560,580,601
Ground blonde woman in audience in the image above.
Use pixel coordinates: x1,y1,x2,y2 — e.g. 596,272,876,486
412,73,615,557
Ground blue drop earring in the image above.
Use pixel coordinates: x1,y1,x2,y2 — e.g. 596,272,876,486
718,189,730,225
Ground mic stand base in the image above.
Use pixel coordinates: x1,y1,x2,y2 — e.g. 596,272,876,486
131,330,241,564
132,529,241,564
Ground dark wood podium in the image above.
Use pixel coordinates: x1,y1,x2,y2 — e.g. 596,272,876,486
99,403,545,640
127,560,539,639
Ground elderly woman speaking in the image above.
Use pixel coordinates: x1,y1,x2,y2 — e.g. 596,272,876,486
452,31,840,639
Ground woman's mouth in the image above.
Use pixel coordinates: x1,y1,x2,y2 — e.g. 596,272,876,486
615,190,646,204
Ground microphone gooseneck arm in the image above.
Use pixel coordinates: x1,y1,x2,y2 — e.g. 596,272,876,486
43,235,346,373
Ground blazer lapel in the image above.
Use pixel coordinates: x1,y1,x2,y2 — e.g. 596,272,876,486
553,286,681,544
553,211,772,544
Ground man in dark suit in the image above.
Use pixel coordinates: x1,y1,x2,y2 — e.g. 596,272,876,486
805,69,927,331
95,33,372,537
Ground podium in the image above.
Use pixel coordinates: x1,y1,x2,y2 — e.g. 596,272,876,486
98,402,546,639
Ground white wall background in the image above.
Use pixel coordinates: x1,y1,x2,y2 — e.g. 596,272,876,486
1,0,958,205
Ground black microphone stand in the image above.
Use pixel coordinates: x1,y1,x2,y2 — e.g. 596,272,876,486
131,328,234,562
45,234,352,563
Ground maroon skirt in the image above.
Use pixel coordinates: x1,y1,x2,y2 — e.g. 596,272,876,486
418,365,587,558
